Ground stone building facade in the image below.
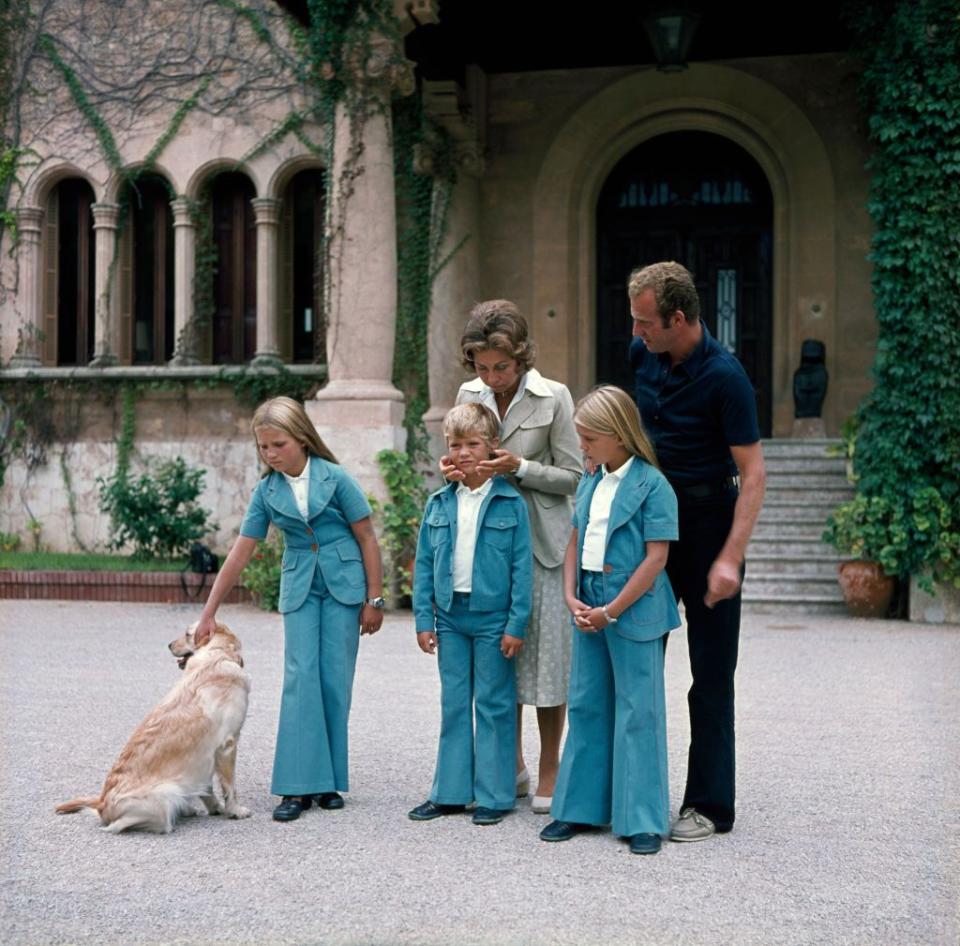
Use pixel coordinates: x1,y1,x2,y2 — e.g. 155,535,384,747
0,1,874,554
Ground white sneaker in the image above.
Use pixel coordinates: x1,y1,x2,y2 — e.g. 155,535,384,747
669,807,716,842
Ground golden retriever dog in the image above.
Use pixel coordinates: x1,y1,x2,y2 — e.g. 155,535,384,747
55,622,251,833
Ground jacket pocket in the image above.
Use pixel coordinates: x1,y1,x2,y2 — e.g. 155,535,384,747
281,551,300,572
427,515,451,548
482,515,518,550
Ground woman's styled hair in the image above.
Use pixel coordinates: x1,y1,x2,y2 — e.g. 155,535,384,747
459,299,537,373
251,396,337,476
442,402,501,445
574,385,660,469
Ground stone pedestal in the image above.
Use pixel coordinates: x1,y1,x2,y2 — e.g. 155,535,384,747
909,574,960,625
791,417,827,438
8,207,44,367
89,203,121,366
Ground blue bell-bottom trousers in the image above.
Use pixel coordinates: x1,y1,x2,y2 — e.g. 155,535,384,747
271,565,361,796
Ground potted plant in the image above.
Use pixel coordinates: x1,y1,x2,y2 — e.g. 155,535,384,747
823,494,897,617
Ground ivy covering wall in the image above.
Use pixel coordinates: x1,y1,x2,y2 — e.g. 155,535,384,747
838,0,960,583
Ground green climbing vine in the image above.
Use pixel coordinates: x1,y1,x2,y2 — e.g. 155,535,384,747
826,0,960,588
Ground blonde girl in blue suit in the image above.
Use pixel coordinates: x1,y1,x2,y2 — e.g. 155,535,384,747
194,397,384,823
541,386,680,855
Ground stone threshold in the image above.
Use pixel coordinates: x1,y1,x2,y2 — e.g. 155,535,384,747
0,570,252,605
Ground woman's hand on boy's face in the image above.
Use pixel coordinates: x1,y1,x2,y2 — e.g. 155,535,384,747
501,634,524,658
477,449,521,476
417,631,438,654
438,455,466,482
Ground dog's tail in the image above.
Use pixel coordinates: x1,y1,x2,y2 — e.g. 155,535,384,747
55,796,103,815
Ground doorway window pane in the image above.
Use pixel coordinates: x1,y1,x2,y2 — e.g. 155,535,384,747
717,268,737,354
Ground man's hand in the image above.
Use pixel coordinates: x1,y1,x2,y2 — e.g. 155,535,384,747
704,556,742,608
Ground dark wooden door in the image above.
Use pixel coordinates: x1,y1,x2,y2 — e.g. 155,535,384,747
596,131,773,436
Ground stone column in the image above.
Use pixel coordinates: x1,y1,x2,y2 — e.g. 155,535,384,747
89,202,121,366
9,206,44,367
169,196,199,365
422,152,483,470
307,35,415,498
251,197,282,365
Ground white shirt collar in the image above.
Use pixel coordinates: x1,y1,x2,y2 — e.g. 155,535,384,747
282,454,311,484
456,477,494,499
601,455,634,481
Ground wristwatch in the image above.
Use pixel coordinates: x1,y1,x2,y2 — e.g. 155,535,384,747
365,596,386,609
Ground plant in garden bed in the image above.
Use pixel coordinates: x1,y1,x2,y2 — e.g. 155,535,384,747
241,529,284,611
371,448,427,603
0,552,184,571
98,456,217,561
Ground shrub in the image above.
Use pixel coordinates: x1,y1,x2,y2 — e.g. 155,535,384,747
241,529,284,611
98,456,217,560
0,530,21,552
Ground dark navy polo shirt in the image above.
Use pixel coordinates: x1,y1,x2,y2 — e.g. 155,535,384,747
630,323,760,486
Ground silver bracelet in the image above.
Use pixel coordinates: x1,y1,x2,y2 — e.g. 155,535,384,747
602,605,617,624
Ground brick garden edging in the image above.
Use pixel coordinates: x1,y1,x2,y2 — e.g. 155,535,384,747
0,570,253,604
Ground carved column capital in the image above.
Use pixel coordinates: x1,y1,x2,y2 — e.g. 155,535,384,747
345,31,416,100
91,202,121,230
15,206,44,242
170,196,195,227
251,197,282,227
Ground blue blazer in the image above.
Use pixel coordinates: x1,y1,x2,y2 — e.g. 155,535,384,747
413,477,533,639
240,458,372,613
573,459,681,642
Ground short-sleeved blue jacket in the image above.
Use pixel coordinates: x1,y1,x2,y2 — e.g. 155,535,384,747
573,459,681,642
240,458,371,613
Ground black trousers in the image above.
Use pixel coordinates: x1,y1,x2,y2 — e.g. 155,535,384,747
665,490,741,832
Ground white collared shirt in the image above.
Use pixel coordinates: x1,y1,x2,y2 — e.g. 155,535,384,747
281,455,311,519
453,477,494,592
477,372,531,479
581,456,635,572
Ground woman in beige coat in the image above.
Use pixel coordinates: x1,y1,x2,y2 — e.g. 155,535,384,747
443,300,581,810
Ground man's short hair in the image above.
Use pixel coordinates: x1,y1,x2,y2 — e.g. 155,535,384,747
628,261,701,325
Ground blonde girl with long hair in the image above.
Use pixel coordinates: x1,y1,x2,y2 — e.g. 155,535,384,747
540,385,680,855
195,396,384,824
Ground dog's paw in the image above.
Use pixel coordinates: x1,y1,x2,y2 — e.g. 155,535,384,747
226,805,252,819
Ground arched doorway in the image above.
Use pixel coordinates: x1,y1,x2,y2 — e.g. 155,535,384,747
596,131,774,435
41,177,96,366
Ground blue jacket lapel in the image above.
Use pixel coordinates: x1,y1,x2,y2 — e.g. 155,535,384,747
307,458,337,521
263,471,300,521
606,460,654,542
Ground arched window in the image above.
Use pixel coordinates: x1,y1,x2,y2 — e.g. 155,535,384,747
116,174,174,364
42,178,96,366
279,168,326,363
208,172,257,364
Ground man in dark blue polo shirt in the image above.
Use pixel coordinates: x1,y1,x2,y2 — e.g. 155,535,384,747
628,261,766,842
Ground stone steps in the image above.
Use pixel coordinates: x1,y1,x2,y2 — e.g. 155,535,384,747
742,438,852,615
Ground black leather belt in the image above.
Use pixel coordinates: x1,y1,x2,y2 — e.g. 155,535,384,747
672,477,739,500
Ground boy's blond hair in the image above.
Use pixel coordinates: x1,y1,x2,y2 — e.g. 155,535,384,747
574,386,659,469
443,402,500,445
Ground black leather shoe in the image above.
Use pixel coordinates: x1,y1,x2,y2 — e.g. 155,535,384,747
314,792,344,810
408,800,467,821
629,833,662,855
540,819,579,842
273,796,307,822
472,806,504,825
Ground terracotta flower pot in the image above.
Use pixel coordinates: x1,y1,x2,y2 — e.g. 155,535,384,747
837,560,896,618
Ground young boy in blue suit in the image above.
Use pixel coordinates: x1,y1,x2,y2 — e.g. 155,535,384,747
409,403,533,826
540,386,680,855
